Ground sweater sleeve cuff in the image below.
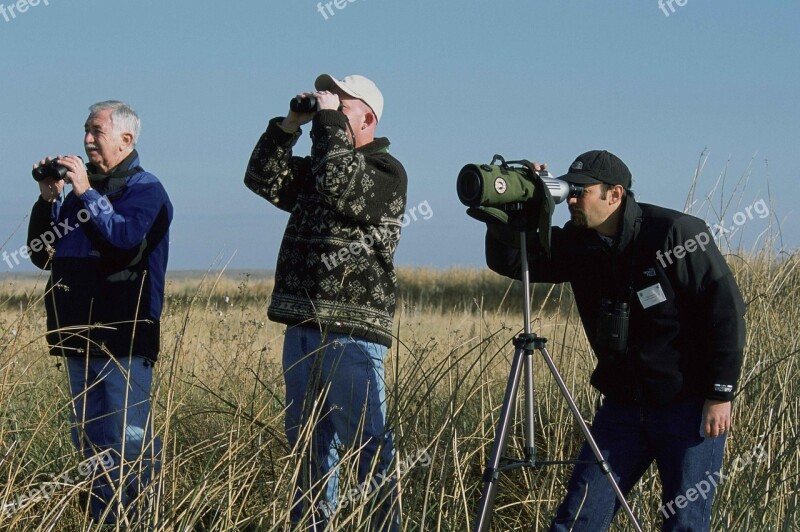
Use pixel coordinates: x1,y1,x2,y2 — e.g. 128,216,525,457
266,117,302,146
312,109,348,130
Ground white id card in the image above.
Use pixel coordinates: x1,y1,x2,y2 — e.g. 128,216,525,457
637,283,667,309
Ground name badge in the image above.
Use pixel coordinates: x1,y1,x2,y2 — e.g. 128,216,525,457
637,283,667,309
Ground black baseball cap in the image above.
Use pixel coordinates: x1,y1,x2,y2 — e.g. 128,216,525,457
557,150,632,189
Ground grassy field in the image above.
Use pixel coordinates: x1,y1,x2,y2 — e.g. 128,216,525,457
0,255,798,531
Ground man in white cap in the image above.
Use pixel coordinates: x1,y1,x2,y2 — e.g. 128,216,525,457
245,74,407,531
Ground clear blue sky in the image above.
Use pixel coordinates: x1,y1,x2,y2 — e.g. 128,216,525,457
1,0,797,272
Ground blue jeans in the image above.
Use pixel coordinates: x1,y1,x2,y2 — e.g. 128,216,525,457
66,355,160,524
283,326,397,531
550,397,727,531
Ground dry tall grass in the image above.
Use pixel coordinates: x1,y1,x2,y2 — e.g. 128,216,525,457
0,253,798,531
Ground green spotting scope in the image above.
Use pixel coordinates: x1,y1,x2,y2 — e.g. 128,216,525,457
457,155,584,208
456,155,584,255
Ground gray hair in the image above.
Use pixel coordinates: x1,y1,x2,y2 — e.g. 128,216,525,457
88,100,141,146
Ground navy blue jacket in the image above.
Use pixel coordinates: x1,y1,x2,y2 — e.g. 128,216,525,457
27,151,172,362
486,196,746,406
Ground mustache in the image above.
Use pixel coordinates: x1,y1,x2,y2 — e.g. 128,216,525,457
85,144,98,150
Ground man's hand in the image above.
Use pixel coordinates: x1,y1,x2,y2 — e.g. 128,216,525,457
530,161,548,174
282,92,321,131
281,91,342,132
314,90,340,111
57,155,90,197
702,399,732,438
34,157,64,202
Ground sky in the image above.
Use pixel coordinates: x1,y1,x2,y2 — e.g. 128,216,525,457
1,0,798,273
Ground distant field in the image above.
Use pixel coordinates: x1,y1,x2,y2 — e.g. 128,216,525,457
0,258,798,530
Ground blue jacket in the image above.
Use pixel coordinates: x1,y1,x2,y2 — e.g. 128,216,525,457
27,150,173,362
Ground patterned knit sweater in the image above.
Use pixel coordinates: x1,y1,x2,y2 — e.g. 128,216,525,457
245,110,408,347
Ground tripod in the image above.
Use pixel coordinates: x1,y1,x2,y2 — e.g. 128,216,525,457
473,230,643,532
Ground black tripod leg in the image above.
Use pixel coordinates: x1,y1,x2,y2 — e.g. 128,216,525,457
538,344,643,532
473,345,528,532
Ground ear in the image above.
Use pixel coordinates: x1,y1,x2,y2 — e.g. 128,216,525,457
610,185,625,204
120,132,134,150
361,110,376,130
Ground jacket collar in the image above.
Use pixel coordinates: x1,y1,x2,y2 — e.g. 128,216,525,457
616,194,643,252
358,137,390,155
87,150,141,196
565,194,642,253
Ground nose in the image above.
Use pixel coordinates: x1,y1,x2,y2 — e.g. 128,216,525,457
568,197,578,206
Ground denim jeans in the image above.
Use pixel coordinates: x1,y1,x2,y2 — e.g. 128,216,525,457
282,325,397,531
66,355,160,525
550,397,727,531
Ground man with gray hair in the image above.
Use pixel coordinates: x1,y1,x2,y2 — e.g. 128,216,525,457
27,100,172,526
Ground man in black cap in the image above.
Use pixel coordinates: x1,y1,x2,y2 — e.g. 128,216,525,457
485,150,745,531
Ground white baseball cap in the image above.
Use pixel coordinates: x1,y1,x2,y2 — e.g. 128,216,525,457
315,73,384,122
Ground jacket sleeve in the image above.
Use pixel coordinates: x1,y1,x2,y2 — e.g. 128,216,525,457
244,118,312,213
485,223,573,283
27,196,57,270
665,217,746,402
310,110,407,224
78,183,168,251
485,224,523,279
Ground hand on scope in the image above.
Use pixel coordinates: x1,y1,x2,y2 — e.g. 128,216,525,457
531,161,548,175
34,156,64,202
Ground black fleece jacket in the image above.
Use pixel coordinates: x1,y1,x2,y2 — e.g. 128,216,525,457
486,196,746,406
